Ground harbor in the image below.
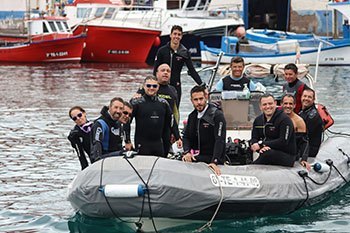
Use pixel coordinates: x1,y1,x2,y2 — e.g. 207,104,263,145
1,1,350,233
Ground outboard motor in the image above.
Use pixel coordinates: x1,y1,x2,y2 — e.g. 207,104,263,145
225,137,253,165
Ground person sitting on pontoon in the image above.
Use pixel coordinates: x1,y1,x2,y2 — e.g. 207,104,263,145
68,106,93,170
215,56,257,92
182,85,226,176
250,93,296,167
281,94,311,170
299,89,323,158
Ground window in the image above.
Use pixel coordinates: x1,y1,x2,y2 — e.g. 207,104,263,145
94,7,106,17
63,22,70,32
43,22,49,33
56,21,64,32
77,8,92,18
197,0,208,11
105,8,115,19
186,0,197,11
48,21,57,32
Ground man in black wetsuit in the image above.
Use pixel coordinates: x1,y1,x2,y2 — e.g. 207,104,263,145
283,63,309,113
299,89,323,157
153,25,204,106
90,97,124,163
119,101,133,151
130,76,174,157
133,63,182,154
182,85,226,176
250,94,296,167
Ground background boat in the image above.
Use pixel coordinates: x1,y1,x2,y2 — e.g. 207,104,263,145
0,16,85,63
67,2,162,63
200,35,350,65
65,0,244,62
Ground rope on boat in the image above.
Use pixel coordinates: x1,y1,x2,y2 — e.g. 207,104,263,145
98,156,160,233
123,156,160,233
338,148,350,164
326,129,350,137
291,170,310,213
98,158,136,224
305,162,333,185
196,167,224,232
294,157,349,213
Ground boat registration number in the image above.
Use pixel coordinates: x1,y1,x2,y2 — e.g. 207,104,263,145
210,174,260,188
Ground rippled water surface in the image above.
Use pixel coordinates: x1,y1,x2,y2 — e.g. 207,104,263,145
0,63,350,233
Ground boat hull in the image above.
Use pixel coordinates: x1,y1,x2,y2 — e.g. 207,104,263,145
200,41,350,65
0,35,85,63
74,25,160,63
67,136,350,221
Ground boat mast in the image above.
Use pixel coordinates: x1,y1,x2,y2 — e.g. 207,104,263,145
26,0,31,41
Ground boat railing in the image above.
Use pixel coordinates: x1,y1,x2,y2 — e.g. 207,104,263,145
177,4,241,19
95,5,162,29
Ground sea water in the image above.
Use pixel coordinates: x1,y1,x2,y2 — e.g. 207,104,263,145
0,63,350,233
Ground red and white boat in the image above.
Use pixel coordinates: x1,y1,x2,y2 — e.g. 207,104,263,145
0,16,86,63
66,0,162,63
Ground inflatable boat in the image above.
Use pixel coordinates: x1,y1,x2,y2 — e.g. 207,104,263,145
67,63,350,232
67,133,350,231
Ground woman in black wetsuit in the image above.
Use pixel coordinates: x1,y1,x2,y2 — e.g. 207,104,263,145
68,106,93,170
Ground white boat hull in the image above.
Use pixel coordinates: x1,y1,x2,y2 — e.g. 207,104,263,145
201,42,350,65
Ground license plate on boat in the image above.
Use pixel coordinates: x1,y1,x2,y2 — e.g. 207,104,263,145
210,174,260,188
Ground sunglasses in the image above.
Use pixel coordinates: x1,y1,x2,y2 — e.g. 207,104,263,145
122,111,132,117
145,84,158,88
72,112,83,121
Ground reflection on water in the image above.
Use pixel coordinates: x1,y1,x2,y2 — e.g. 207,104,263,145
0,63,350,232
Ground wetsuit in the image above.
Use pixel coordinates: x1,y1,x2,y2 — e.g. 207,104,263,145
295,132,309,162
222,75,250,91
137,84,179,123
251,109,296,167
283,79,308,113
183,104,226,165
68,121,93,170
153,42,203,106
130,94,173,157
299,104,323,157
136,84,181,154
90,106,123,163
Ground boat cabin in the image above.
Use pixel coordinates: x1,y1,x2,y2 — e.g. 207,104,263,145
28,16,71,36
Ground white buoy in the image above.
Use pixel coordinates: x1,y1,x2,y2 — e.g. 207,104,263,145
313,162,330,173
101,184,146,198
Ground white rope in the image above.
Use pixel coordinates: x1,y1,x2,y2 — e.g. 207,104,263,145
195,167,224,232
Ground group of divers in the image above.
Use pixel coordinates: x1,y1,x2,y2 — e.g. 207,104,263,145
68,25,327,176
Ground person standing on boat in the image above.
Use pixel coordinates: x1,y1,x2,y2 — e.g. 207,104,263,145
130,76,175,157
250,93,297,167
133,64,182,155
90,97,125,163
283,63,309,113
68,106,93,170
281,94,311,170
153,25,204,107
215,56,256,91
119,101,133,152
299,89,323,158
235,26,249,53
182,85,226,176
